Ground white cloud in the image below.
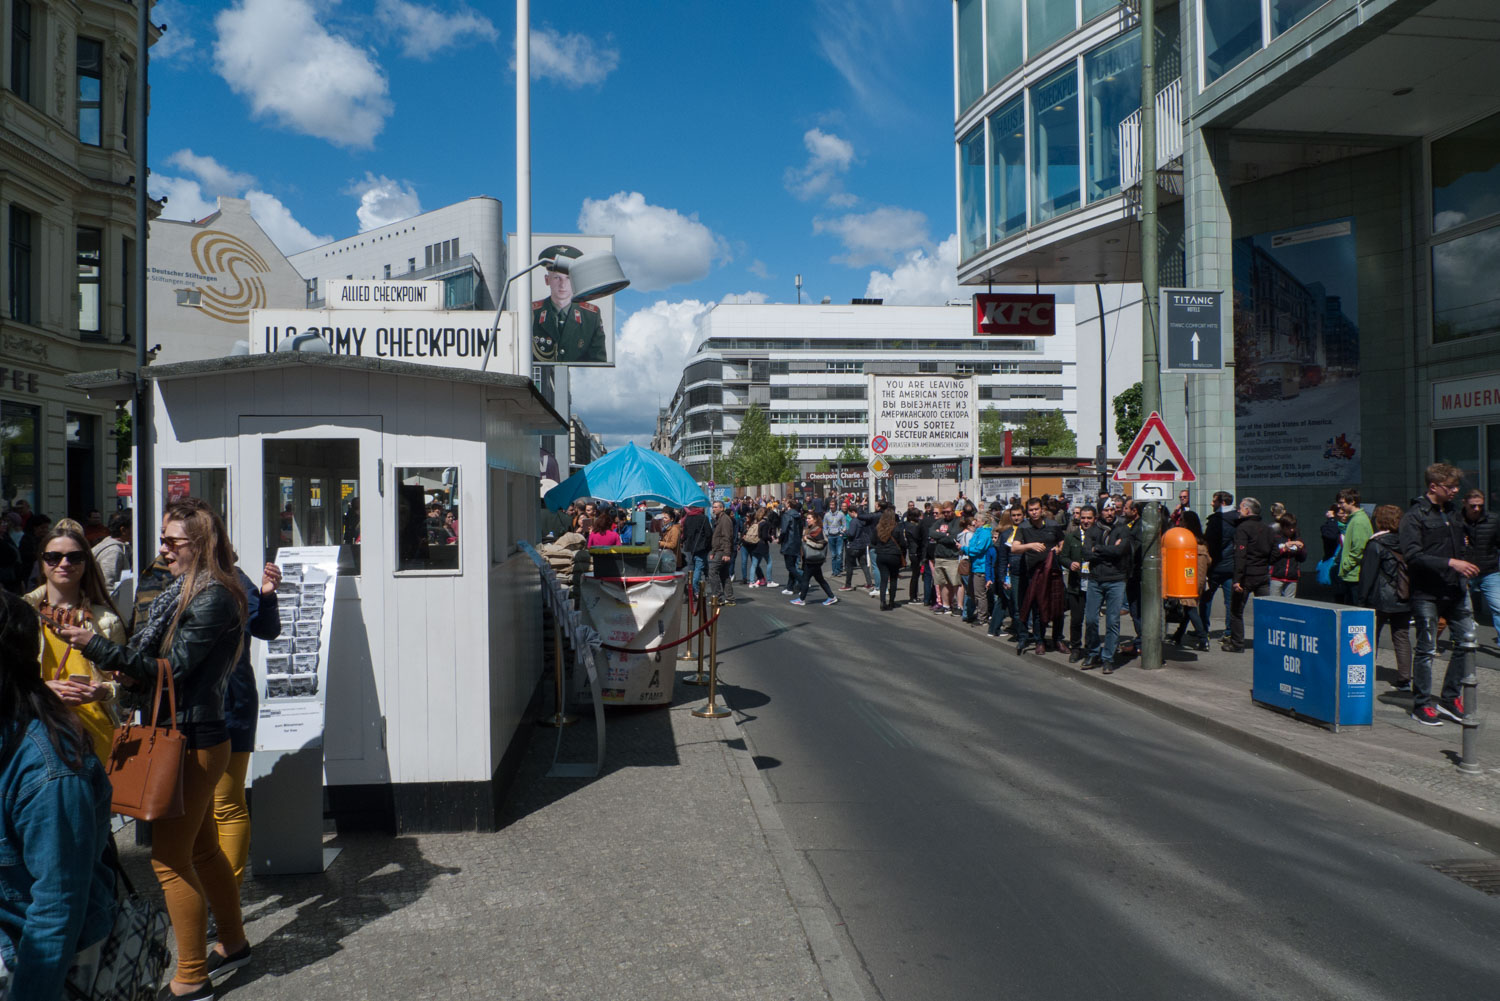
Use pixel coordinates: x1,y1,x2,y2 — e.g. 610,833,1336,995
813,0,922,117
864,233,960,305
375,0,497,60
813,206,930,266
577,191,729,291
150,175,218,223
151,1,197,61
529,26,620,87
571,299,712,442
347,173,422,231
244,190,332,255
784,128,856,203
164,149,256,196
748,259,774,280
721,291,769,304
214,0,392,149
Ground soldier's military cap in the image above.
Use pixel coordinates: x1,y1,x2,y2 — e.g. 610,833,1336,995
540,244,583,271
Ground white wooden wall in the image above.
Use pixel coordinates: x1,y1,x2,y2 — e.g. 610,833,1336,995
153,367,548,794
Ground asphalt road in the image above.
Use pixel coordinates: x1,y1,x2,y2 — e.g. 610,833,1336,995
713,585,1500,1001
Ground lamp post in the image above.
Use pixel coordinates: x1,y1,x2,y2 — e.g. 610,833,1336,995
1139,0,1164,670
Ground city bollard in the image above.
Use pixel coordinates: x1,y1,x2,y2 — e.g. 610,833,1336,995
1458,672,1481,775
685,580,710,685
678,573,696,662
693,595,730,719
538,617,577,728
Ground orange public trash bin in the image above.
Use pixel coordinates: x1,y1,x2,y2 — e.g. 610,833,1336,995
1162,527,1199,599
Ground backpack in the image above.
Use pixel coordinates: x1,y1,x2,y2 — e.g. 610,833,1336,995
743,521,761,545
1316,544,1341,587
1383,545,1410,603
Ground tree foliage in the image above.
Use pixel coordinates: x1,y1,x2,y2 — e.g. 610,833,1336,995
725,404,799,485
979,408,1077,457
834,441,864,465
1113,382,1144,453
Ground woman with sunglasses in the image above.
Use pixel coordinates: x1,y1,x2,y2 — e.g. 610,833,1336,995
21,523,126,762
55,499,251,999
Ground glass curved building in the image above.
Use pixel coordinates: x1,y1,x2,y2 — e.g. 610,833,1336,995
955,0,1500,525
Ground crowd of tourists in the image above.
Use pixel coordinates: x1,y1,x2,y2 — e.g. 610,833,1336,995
646,462,1489,729
2,498,272,999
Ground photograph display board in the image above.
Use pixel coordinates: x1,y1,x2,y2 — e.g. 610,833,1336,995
1233,218,1361,485
255,545,338,751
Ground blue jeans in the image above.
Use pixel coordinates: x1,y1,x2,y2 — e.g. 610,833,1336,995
750,552,772,583
739,547,754,582
691,554,708,596
1469,571,1500,645
1411,592,1476,708
1085,579,1126,663
828,534,845,575
1200,571,1233,634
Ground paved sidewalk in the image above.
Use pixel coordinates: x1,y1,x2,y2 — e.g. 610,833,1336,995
904,593,1500,853
119,678,856,1001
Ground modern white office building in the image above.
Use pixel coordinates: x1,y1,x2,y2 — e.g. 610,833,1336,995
666,294,1141,483
953,0,1500,523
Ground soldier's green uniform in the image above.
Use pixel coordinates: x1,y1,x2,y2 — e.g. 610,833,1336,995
532,297,607,363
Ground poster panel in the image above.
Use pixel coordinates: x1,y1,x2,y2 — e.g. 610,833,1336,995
980,477,1024,502
525,233,617,368
255,546,338,751
580,574,683,706
1232,218,1360,485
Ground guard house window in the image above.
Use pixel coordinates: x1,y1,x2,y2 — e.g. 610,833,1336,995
162,468,229,520
396,467,460,573
76,228,101,336
8,206,33,324
76,38,103,146
1431,110,1500,343
0,400,40,508
10,1,31,104
264,439,361,575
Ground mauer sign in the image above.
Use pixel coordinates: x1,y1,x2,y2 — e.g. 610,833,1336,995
250,309,513,372
973,293,1055,336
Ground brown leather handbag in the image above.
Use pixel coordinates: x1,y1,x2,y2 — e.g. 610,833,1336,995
105,657,186,821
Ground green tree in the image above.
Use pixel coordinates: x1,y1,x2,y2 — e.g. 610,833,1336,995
725,404,799,485
814,458,833,474
1113,382,1143,453
834,441,864,465
978,408,1076,457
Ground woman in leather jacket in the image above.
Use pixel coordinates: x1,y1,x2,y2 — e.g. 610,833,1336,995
57,498,252,998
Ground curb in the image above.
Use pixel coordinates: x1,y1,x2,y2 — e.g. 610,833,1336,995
899,602,1500,855
708,694,871,1001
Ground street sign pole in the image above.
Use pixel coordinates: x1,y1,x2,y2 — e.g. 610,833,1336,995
1139,0,1163,671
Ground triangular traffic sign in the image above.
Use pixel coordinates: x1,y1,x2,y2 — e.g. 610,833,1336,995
1113,412,1195,482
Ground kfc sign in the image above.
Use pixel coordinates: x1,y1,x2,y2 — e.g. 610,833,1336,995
973,293,1056,336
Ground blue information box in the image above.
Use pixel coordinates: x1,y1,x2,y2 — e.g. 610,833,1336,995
1250,597,1376,730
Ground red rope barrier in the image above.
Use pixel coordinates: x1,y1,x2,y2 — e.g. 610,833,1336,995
598,607,722,653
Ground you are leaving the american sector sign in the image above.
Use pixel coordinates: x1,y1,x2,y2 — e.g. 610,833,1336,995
870,375,976,457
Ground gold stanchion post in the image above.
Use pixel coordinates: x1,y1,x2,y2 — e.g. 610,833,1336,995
539,617,577,727
678,572,695,661
694,595,729,719
685,579,709,685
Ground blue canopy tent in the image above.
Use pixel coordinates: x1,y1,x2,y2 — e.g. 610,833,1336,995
542,441,710,511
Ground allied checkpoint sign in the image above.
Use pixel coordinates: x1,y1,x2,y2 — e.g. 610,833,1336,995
1250,597,1375,730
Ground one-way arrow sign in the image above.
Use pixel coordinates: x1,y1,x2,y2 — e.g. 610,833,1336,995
1161,289,1223,373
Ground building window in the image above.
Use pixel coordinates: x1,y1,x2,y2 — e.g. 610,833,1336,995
76,37,103,145
10,1,31,104
424,244,433,267
76,228,102,335
1027,0,1074,57
959,125,986,259
1200,0,1261,85
8,206,33,324
988,96,1026,240
1083,0,1120,20
1270,0,1326,37
451,237,460,258
1031,65,1081,223
1084,29,1141,203
956,0,983,110
396,467,459,573
407,257,415,272
986,0,1023,87
0,400,40,508
443,270,474,308
918,362,939,373
121,237,132,343
383,263,391,279
1431,111,1500,343
121,58,131,150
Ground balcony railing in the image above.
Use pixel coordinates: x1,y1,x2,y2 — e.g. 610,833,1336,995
1119,77,1183,194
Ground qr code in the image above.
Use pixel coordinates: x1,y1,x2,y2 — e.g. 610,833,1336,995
1348,664,1368,686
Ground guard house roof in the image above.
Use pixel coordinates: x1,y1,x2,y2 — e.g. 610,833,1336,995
74,353,567,433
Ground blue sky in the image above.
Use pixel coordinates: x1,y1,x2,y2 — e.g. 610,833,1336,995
147,0,962,444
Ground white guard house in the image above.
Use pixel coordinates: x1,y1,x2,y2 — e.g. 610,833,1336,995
140,351,563,833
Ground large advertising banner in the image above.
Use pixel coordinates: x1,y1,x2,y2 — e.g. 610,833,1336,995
1232,218,1361,485
255,546,338,751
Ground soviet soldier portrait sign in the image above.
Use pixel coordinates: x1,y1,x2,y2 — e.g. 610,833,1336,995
531,242,613,366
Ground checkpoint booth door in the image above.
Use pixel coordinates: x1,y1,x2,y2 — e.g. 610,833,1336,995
237,416,387,873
